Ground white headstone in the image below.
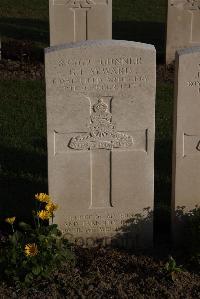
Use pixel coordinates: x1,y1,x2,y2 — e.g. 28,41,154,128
49,0,112,46
166,0,200,64
45,40,156,248
172,47,200,240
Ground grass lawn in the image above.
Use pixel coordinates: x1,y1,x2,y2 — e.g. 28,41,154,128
0,0,167,59
0,80,47,219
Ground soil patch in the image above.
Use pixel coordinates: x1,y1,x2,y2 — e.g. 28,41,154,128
0,247,199,298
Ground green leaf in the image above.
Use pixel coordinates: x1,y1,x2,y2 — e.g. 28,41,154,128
25,273,34,284
18,222,32,231
32,266,41,276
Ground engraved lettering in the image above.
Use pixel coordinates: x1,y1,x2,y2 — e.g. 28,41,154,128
186,67,200,93
51,56,149,92
196,140,200,151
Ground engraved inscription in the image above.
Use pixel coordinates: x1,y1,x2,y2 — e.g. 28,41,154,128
69,99,134,150
51,56,148,92
196,140,200,151
63,211,148,235
186,65,200,93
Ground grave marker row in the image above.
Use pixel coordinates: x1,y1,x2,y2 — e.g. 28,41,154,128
46,0,200,247
49,0,200,65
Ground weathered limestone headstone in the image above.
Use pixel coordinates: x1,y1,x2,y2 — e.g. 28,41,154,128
166,0,200,64
45,40,156,248
49,0,112,46
172,47,200,241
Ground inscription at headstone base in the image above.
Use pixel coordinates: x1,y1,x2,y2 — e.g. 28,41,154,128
49,0,112,46
45,40,156,248
172,47,200,242
166,0,200,64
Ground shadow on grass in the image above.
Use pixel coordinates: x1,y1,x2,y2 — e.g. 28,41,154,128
154,139,172,245
0,17,49,61
0,18,165,62
113,20,166,63
0,142,48,222
0,17,49,44
172,206,200,271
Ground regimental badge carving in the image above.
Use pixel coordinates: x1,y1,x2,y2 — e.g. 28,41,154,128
69,99,134,150
185,0,200,9
171,0,200,9
65,0,95,8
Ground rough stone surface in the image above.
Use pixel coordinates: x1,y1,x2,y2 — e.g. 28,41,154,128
172,47,200,240
45,40,156,248
166,0,200,64
49,0,112,46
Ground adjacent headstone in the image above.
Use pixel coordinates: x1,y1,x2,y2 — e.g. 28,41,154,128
172,47,200,241
166,0,200,64
45,40,156,248
49,0,112,46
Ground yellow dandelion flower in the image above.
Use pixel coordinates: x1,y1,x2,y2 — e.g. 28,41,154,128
35,193,51,203
45,202,58,214
5,217,16,225
25,243,38,257
37,210,51,220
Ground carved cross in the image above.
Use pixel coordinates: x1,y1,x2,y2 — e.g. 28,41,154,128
54,0,108,41
171,0,200,42
187,64,200,93
68,96,134,209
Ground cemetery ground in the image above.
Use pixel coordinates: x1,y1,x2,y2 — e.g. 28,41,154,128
0,0,200,298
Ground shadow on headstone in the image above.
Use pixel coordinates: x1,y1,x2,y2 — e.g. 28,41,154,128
64,208,154,254
154,138,172,246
